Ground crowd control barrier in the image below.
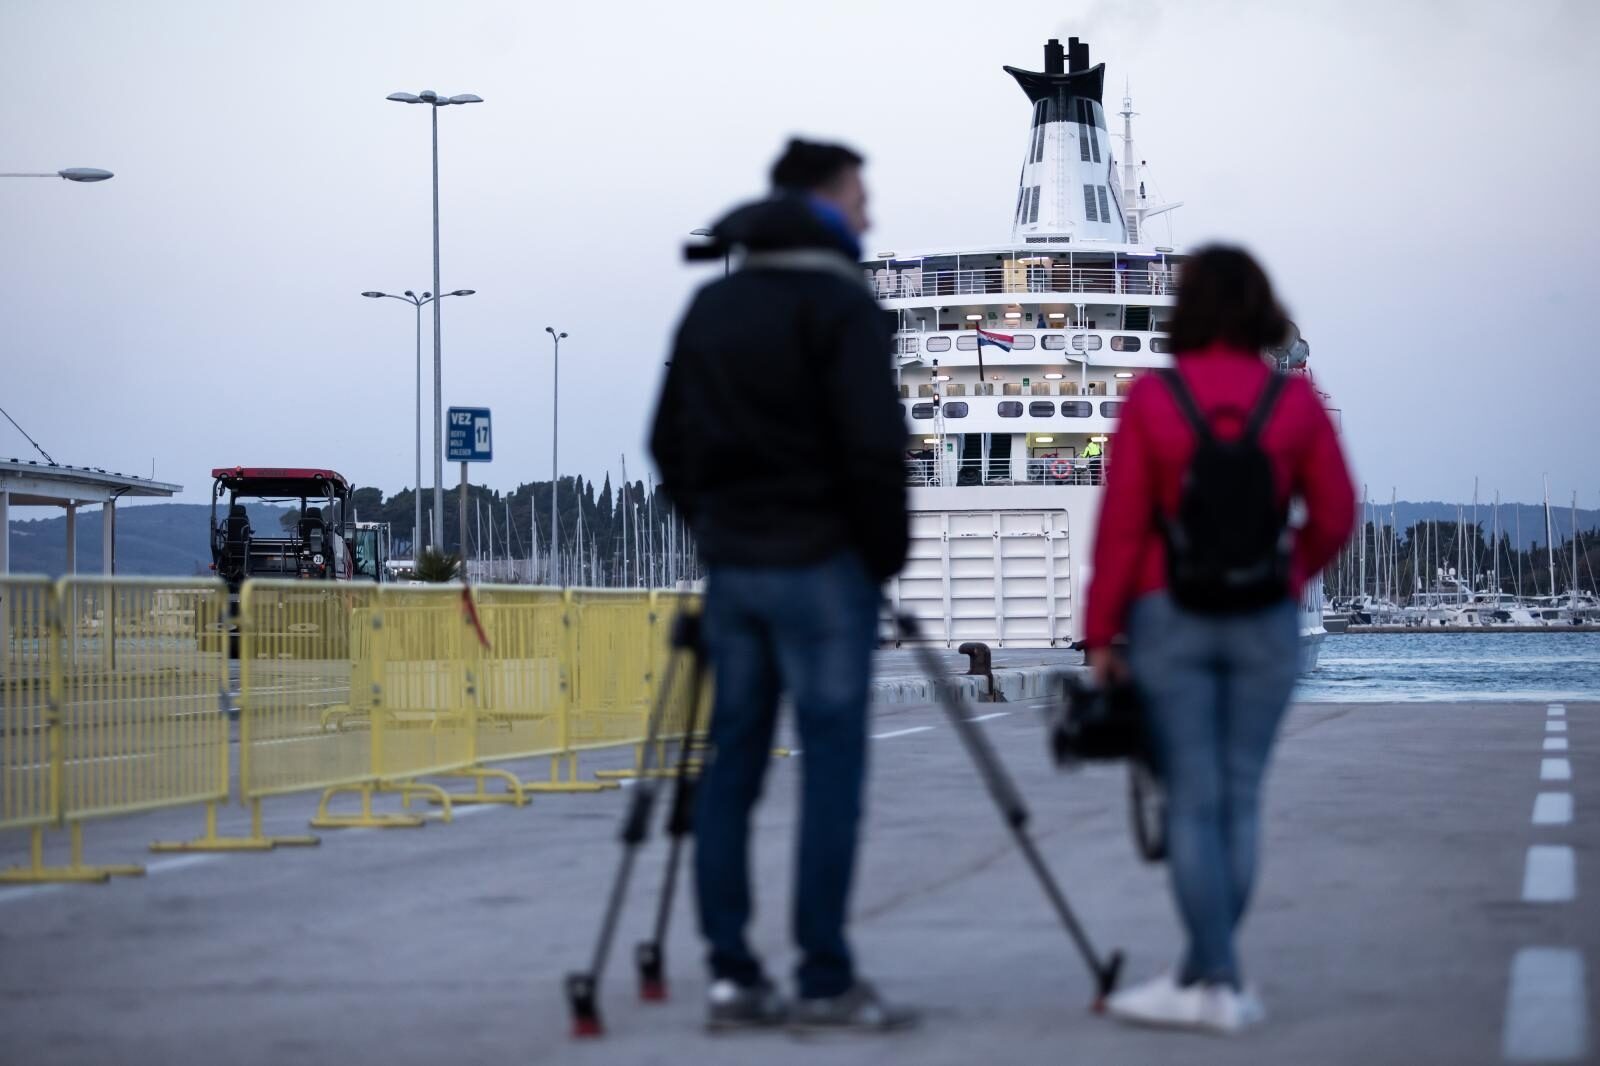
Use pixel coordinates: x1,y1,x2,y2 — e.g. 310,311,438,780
2,574,711,884
1,576,231,882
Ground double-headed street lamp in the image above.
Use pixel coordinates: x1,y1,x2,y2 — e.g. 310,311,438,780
362,288,476,556
386,88,482,550
544,327,567,585
1,168,114,182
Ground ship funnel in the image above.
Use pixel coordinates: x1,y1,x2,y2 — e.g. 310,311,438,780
1045,38,1065,74
1002,38,1125,243
1069,38,1089,73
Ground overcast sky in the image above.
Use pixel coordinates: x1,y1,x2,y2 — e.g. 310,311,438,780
3,0,1596,509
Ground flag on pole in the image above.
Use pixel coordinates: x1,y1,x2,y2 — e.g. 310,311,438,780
976,328,1015,351
974,328,1013,381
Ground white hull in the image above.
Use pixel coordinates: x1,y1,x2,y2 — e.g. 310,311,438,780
892,485,1328,674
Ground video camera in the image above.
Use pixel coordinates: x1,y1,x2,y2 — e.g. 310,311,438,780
1048,671,1167,863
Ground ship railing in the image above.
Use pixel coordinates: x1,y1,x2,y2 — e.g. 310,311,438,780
869,265,1177,301
902,456,1103,487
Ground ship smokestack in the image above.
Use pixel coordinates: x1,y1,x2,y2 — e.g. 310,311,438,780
1045,38,1065,75
1002,38,1125,242
1069,38,1089,73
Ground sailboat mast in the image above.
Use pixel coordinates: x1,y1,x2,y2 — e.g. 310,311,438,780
1358,485,1368,599
1545,475,1556,599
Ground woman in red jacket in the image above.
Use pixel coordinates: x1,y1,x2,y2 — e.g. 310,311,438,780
1088,246,1356,1034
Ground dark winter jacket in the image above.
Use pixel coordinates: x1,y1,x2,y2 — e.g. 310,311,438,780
650,196,908,580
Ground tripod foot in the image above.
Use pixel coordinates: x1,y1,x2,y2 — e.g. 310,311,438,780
566,973,603,1038
636,941,667,1001
1091,949,1126,1012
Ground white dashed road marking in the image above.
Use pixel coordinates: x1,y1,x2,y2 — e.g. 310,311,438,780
1545,738,1571,752
1542,758,1573,782
1548,706,1566,718
967,712,1012,723
872,726,934,741
1522,846,1577,903
1502,947,1589,1062
1548,721,1568,734
1533,793,1575,827
147,855,217,875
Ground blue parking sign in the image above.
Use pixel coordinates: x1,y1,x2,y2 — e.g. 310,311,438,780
447,407,492,462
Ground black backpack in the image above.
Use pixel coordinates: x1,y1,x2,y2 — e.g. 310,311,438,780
1158,368,1291,614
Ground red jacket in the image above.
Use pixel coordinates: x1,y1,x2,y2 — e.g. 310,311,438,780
1084,343,1356,649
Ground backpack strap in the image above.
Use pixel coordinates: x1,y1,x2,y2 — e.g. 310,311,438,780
1243,372,1288,442
1158,368,1212,443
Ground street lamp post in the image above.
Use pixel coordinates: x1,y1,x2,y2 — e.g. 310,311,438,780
362,288,476,557
386,88,482,550
544,327,567,584
0,168,114,182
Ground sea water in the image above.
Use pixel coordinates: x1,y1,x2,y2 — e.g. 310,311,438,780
1295,631,1600,703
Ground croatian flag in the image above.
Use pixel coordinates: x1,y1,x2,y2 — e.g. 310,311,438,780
976,328,1014,351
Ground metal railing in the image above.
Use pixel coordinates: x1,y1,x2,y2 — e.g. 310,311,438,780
904,457,1103,487
871,265,1176,301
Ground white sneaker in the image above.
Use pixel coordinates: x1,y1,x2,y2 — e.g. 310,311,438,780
1236,983,1267,1027
1197,984,1265,1035
1105,972,1206,1029
1107,973,1264,1035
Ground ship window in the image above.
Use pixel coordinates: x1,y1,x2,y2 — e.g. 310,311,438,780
925,335,952,352
1096,186,1111,223
1077,101,1092,162
1041,334,1067,350
943,402,969,418
998,401,1024,418
956,335,978,350
1110,335,1141,352
1009,334,1036,350
911,403,937,419
1150,335,1171,354
1071,334,1104,351
1033,123,1045,163
1083,184,1098,222
1089,125,1100,163
1061,401,1093,417
1099,401,1124,418
1028,185,1041,224
1028,401,1056,417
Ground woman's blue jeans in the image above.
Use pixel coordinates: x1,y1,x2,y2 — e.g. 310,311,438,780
693,552,880,999
1127,592,1300,988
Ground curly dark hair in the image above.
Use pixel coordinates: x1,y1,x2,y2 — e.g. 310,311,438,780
1165,245,1291,355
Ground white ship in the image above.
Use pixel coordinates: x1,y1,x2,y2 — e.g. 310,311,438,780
873,36,1326,670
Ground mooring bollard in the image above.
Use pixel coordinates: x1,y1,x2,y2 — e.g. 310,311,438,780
957,641,1004,703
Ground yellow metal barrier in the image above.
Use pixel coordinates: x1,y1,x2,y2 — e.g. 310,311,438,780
239,580,447,830
2,577,232,883
1,576,64,880
452,585,608,798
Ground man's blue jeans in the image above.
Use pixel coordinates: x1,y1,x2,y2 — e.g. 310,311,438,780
1127,592,1300,988
694,551,880,999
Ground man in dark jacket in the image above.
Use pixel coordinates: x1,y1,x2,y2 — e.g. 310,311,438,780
650,139,913,1032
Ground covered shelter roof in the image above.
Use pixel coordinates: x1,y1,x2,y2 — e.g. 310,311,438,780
0,457,183,577
0,458,181,506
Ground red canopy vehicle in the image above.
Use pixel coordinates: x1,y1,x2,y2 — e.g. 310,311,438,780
210,467,387,588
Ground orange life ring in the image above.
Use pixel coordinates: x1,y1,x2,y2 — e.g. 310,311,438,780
1048,458,1072,481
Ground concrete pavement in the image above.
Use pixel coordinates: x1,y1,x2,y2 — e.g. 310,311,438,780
0,698,1593,1065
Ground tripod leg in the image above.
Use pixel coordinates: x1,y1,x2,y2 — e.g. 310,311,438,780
637,641,710,1002
564,611,701,1038
895,613,1124,1007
